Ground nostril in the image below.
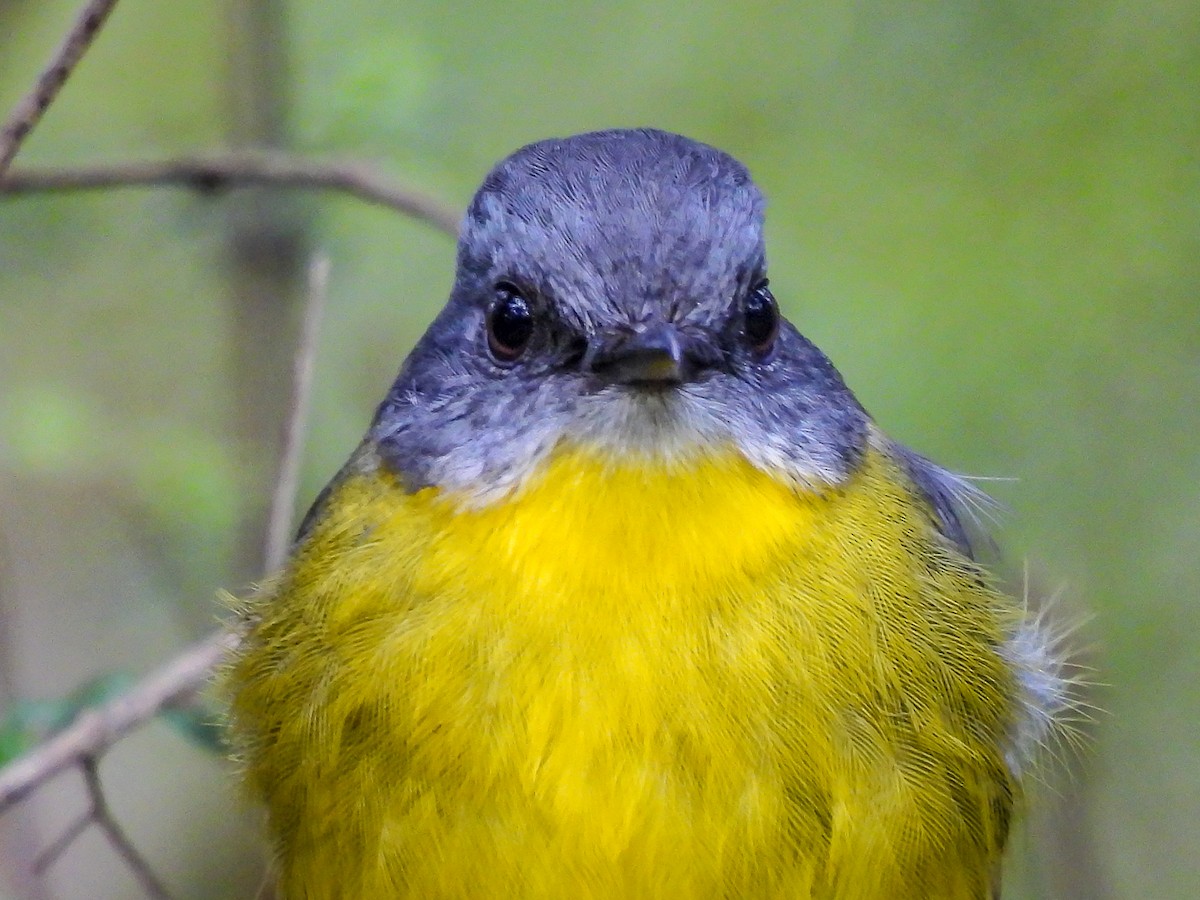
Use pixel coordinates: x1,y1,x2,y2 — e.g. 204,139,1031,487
562,336,589,367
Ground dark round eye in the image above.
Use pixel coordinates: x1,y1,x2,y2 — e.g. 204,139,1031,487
743,281,780,355
486,284,534,362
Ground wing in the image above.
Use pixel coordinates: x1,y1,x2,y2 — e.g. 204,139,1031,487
890,441,1001,560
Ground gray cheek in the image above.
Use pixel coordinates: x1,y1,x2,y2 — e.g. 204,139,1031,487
697,374,866,487
375,358,867,505
402,373,578,504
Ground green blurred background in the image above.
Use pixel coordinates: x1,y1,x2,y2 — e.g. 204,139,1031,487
1,1,1197,897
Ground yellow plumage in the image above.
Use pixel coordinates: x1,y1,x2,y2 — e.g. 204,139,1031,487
230,440,1020,899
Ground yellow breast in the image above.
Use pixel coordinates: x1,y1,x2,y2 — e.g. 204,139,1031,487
231,444,1019,899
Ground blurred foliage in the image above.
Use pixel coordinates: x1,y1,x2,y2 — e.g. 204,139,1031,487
159,705,229,757
0,674,134,767
0,680,225,769
1,1,1198,898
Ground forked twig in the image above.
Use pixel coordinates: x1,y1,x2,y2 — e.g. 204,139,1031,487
0,242,335,894
33,758,172,898
0,0,445,895
0,630,237,812
84,758,172,898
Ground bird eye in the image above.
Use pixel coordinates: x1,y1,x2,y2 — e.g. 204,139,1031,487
486,283,534,363
743,281,780,356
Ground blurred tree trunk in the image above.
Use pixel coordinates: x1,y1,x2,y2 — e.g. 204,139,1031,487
223,0,310,593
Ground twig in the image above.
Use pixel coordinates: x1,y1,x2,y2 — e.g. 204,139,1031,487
0,0,123,174
0,153,461,236
0,1,454,892
33,759,172,897
84,757,172,899
0,198,340,840
263,253,330,574
32,808,92,874
0,629,237,811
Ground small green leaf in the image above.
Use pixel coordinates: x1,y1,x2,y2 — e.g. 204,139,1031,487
58,673,137,728
160,705,228,755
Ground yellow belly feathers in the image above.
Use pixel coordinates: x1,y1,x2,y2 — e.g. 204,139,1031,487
231,445,1018,899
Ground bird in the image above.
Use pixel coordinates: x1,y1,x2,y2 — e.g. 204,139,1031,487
227,128,1067,899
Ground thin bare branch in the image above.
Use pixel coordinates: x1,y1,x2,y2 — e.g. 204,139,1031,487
31,759,173,897
263,253,330,574
0,153,461,236
0,0,123,174
32,808,91,875
84,758,172,899
0,629,237,812
0,207,343,828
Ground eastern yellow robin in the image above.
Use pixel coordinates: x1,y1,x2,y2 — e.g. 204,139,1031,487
229,129,1067,899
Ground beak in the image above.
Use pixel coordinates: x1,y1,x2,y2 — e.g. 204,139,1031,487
585,322,687,386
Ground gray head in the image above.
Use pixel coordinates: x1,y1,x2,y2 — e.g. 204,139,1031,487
371,128,869,505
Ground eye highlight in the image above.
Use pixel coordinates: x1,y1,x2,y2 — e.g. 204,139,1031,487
486,283,535,362
743,281,780,356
